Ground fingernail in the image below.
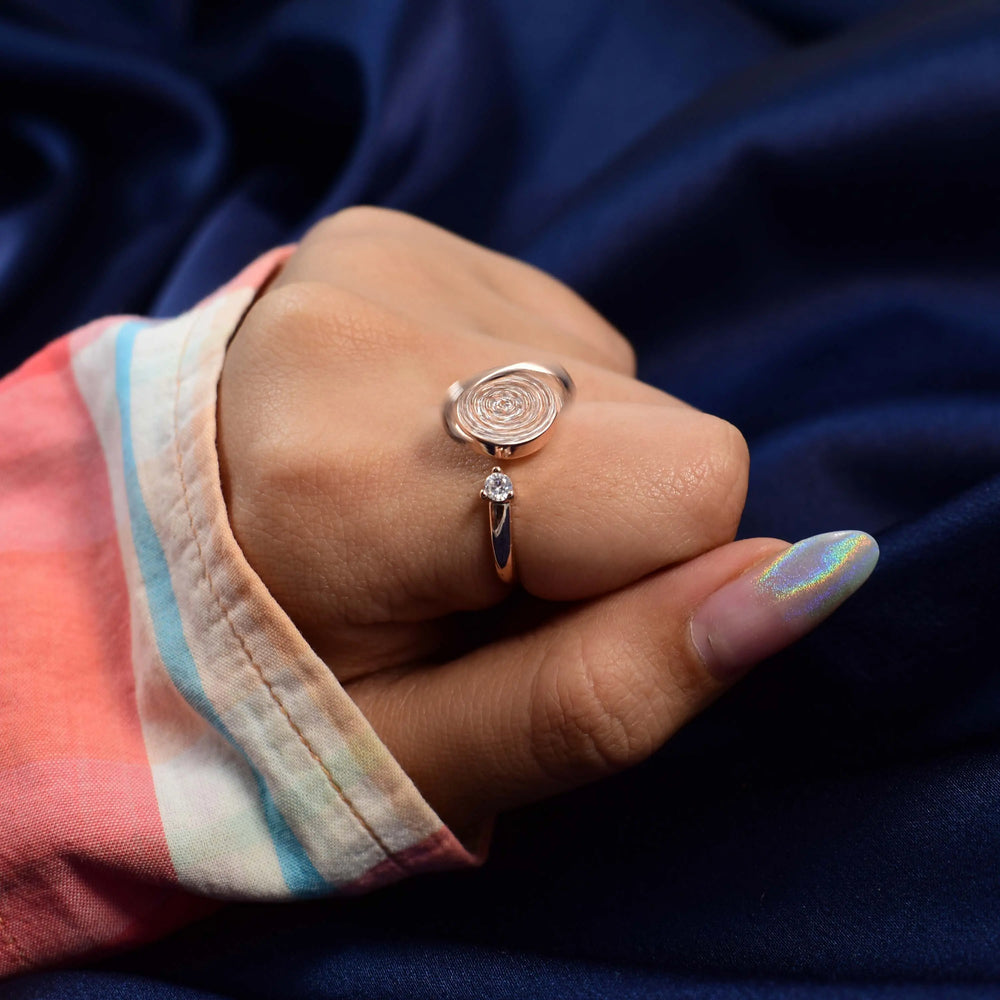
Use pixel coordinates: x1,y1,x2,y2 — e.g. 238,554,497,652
691,530,879,681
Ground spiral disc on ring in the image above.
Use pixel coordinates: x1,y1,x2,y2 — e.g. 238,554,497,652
454,370,561,447
443,361,574,459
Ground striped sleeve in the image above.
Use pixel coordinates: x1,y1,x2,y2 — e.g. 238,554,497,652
0,247,486,979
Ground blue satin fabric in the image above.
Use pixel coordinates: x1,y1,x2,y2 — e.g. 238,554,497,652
3,1,1000,997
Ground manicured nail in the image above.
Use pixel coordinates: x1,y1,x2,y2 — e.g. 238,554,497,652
691,530,879,681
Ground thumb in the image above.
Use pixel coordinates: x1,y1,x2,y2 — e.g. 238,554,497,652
347,531,879,847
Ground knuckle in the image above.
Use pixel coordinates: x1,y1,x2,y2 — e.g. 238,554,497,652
228,418,323,529
282,212,448,315
711,417,751,536
544,279,638,375
683,415,750,545
304,204,418,243
529,629,658,782
610,332,638,376
582,323,636,375
243,278,326,339
244,395,378,513
226,412,385,612
250,280,405,359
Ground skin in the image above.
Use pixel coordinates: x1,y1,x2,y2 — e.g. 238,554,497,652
217,206,787,847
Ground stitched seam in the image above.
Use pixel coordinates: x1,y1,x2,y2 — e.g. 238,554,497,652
0,911,32,971
169,307,407,878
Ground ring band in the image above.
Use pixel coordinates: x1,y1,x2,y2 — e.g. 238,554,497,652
482,467,514,580
443,362,575,582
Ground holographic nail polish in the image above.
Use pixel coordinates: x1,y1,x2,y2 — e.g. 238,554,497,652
690,531,879,681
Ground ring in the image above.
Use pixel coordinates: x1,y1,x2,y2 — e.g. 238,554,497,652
442,361,575,582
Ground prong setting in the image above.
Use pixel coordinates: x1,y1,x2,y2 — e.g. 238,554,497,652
482,467,514,503
443,362,573,585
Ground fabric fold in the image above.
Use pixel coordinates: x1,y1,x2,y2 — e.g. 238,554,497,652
0,246,485,979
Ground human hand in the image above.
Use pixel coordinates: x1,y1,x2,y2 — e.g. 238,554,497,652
217,208,877,845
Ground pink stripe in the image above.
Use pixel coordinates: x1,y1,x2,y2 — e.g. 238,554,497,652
0,330,185,975
0,759,202,976
0,348,117,551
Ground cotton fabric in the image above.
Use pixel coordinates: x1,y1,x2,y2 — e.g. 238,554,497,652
0,247,481,978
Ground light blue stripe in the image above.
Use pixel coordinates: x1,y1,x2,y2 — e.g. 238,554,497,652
115,320,327,897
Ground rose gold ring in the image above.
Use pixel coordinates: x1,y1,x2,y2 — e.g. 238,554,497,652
442,361,575,583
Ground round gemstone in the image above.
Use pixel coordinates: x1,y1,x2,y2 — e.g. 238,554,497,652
483,471,514,502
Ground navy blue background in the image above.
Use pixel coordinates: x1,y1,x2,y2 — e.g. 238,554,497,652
3,0,999,996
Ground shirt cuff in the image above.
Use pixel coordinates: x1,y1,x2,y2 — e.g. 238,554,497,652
75,246,490,903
